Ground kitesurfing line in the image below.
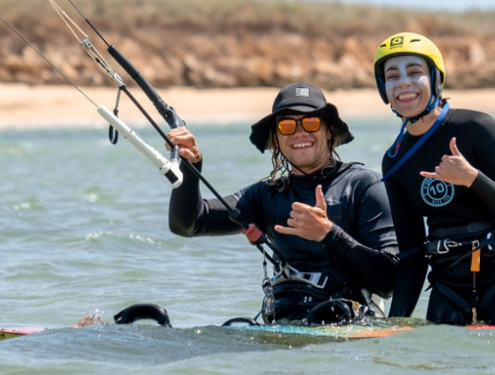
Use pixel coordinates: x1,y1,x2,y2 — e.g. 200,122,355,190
1,4,285,274
0,13,182,188
53,0,289,272
49,0,175,150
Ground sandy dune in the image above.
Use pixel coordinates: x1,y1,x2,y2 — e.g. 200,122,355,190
0,83,494,129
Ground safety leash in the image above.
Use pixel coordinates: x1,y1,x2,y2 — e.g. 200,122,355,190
470,240,481,323
382,102,450,182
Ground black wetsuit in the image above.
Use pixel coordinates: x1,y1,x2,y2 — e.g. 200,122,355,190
169,160,398,322
383,106,495,324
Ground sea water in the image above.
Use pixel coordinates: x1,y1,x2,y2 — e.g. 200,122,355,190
1,119,494,375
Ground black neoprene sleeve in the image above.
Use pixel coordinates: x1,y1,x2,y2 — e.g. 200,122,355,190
321,224,399,298
471,170,495,217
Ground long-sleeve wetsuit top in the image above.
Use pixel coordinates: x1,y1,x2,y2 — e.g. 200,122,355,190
169,160,399,299
383,107,495,317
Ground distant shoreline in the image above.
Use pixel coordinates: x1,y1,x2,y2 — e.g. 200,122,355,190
1,83,494,129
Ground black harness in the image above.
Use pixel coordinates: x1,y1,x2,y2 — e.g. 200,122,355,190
425,231,495,257
425,228,495,324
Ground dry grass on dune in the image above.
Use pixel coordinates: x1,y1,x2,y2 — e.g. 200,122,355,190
2,0,494,40
0,0,494,90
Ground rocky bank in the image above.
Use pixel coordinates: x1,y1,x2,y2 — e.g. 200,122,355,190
0,1,494,91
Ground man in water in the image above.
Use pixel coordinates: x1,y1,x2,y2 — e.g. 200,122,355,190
167,82,398,324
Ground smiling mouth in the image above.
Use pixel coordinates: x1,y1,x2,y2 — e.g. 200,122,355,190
292,141,313,149
398,92,418,102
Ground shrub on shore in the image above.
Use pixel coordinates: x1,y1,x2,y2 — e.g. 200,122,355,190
0,0,494,89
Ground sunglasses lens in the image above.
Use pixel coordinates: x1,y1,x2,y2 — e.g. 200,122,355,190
278,119,297,135
302,117,321,132
277,117,321,135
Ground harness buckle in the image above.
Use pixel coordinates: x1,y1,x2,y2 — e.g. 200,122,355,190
472,239,480,252
272,265,329,289
437,239,461,254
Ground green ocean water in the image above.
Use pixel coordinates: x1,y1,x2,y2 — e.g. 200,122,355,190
1,119,495,374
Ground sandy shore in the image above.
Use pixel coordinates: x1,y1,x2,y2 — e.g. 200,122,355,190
0,83,494,129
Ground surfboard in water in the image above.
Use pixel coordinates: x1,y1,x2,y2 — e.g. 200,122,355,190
3,323,495,342
2,303,494,342
0,323,412,342
0,327,47,341
223,317,495,339
225,322,415,339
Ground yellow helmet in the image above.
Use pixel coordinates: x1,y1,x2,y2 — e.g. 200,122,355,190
373,32,446,104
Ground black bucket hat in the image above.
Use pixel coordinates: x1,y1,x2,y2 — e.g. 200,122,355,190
249,82,354,153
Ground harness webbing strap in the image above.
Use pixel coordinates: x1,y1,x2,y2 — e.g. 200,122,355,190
425,234,495,256
431,236,493,324
382,102,450,182
478,281,495,315
435,281,472,315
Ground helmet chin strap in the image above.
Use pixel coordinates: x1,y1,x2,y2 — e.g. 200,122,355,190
387,93,440,159
391,93,440,124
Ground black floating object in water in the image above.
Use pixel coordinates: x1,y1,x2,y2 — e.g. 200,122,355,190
114,303,172,327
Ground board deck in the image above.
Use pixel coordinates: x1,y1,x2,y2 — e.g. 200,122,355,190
465,324,495,330
0,327,47,340
226,321,495,339
228,323,415,339
2,323,494,342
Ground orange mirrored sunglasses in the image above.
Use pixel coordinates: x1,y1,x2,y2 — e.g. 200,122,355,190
277,116,321,135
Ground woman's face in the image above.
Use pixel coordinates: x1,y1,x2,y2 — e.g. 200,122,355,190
384,55,432,118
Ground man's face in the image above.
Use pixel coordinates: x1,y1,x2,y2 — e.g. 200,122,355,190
275,114,331,175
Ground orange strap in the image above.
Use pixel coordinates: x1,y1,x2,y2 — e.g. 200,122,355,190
470,240,481,273
242,223,263,243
